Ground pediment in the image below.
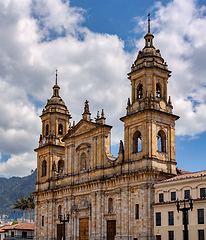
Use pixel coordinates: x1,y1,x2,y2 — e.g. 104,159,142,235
70,120,97,137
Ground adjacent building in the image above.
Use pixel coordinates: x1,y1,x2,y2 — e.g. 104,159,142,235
154,170,206,240
0,223,34,240
34,18,180,240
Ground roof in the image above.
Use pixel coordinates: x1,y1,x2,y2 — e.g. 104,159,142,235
157,170,206,184
0,225,13,231
0,223,34,231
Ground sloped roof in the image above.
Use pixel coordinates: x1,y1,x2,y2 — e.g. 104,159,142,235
158,170,206,183
0,223,34,231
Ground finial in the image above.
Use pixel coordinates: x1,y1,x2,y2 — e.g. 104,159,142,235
101,109,105,118
127,98,131,107
148,13,150,33
56,69,58,85
97,111,100,119
168,96,172,105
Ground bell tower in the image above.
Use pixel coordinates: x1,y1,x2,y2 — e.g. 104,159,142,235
121,15,179,177
35,71,71,186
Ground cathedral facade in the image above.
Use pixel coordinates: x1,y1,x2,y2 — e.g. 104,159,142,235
34,19,179,240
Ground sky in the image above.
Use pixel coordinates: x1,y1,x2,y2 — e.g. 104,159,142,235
0,0,206,177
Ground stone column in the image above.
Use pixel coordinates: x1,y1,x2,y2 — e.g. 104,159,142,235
95,190,103,240
91,192,96,240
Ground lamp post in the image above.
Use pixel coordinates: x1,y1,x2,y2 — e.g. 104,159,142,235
176,196,193,240
59,213,70,240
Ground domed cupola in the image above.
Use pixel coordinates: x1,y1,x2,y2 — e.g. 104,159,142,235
126,14,176,116
39,71,71,147
132,14,167,72
44,71,68,112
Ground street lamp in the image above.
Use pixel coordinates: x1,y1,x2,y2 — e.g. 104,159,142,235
59,213,70,240
176,196,193,240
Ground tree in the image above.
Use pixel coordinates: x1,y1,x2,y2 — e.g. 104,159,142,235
27,195,35,223
13,195,28,222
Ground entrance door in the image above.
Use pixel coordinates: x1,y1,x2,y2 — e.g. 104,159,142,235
79,218,89,240
57,224,63,240
107,220,116,240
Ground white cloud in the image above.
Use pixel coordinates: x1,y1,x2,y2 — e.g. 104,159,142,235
0,152,36,177
1,0,206,177
0,0,130,177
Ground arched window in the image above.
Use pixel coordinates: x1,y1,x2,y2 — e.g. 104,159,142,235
80,152,87,171
42,160,47,177
137,84,143,99
157,130,166,152
58,160,64,174
133,131,141,153
108,198,113,213
58,124,63,135
58,205,62,217
46,124,49,136
156,83,161,98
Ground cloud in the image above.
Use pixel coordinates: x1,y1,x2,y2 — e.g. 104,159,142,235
135,0,206,136
1,0,206,177
0,152,36,177
0,0,130,177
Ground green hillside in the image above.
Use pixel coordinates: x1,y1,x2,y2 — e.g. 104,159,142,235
0,169,37,217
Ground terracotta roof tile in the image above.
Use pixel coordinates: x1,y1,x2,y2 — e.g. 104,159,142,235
158,170,206,183
2,223,34,231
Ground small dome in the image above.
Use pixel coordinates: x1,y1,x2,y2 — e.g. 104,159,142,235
46,95,67,109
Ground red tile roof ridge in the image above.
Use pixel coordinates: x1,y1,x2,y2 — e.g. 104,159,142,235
2,223,34,230
157,170,206,183
0,225,13,230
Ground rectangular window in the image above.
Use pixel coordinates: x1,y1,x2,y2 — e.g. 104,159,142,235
182,211,189,225
159,193,164,202
200,188,206,198
42,215,44,226
11,232,14,237
168,231,174,240
135,204,139,219
198,209,204,224
184,190,190,199
156,212,161,226
168,211,174,225
198,230,205,240
156,236,161,240
171,192,176,201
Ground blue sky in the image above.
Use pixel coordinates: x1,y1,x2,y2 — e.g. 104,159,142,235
0,0,206,177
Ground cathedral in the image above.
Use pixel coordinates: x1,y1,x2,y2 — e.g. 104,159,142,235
34,17,179,240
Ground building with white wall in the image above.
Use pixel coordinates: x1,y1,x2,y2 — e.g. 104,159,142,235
154,170,206,240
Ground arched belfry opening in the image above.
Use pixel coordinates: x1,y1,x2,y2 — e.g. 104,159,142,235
58,160,64,174
46,124,49,136
42,160,47,177
133,131,142,153
137,84,143,99
58,123,63,135
157,130,166,152
156,83,161,98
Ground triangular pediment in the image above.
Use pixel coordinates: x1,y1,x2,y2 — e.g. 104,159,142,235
63,120,99,140
73,120,96,135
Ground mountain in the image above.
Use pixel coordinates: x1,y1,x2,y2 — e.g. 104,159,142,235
0,169,37,217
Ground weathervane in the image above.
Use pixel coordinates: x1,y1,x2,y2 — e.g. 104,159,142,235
148,13,150,33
